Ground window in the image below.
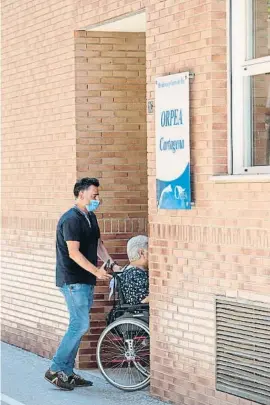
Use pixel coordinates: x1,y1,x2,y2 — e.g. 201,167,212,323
231,0,270,174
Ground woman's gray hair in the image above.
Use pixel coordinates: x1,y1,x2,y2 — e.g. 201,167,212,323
127,235,148,262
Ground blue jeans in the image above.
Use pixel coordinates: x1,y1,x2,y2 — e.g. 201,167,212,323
50,283,94,376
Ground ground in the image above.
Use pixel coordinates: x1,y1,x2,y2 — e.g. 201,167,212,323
0,342,168,405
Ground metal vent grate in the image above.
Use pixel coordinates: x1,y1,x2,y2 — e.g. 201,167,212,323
216,298,270,405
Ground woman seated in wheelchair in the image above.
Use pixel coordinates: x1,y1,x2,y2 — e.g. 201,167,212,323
119,235,149,305
98,235,151,392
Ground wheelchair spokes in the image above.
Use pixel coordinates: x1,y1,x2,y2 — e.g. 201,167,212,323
97,318,150,391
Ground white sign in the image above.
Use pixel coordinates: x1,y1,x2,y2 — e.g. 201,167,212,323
155,72,191,210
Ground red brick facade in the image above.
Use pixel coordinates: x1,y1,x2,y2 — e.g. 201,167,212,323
74,30,147,367
2,1,270,405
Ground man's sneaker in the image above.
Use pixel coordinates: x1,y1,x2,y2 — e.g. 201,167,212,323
68,372,93,387
44,369,74,391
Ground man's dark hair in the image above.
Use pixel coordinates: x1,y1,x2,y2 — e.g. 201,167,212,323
73,177,100,198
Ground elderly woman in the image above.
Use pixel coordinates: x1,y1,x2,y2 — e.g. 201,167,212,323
119,235,149,305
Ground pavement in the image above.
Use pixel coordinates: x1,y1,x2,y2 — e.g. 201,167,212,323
0,342,167,405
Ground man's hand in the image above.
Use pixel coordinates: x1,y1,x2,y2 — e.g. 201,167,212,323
112,264,122,272
141,296,149,304
96,263,112,281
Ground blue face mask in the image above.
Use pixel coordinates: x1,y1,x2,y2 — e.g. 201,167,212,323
86,200,100,212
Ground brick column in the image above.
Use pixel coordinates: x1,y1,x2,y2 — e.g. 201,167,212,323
74,30,147,367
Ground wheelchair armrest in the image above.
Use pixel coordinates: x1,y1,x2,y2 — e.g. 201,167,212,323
118,303,149,311
127,303,149,311
112,271,123,277
119,304,132,310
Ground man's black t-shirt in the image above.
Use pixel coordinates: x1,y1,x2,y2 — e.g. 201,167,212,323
56,207,100,287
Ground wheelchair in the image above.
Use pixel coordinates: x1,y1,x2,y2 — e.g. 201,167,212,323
96,271,150,391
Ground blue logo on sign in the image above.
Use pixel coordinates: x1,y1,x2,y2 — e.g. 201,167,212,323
156,164,191,210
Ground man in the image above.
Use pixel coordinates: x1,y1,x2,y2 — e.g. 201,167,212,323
120,235,149,305
45,177,120,391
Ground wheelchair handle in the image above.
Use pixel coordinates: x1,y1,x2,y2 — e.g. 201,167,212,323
104,259,112,271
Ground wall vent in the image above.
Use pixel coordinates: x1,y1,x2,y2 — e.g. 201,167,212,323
216,298,270,405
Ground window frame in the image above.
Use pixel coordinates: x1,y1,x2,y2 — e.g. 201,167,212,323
231,0,270,175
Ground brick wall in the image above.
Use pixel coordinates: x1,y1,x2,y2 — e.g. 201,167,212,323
74,30,147,216
1,0,77,358
146,2,270,405
74,30,147,367
2,1,270,405
1,1,148,363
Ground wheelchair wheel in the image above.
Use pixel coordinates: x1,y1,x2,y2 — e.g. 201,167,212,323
96,318,150,391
